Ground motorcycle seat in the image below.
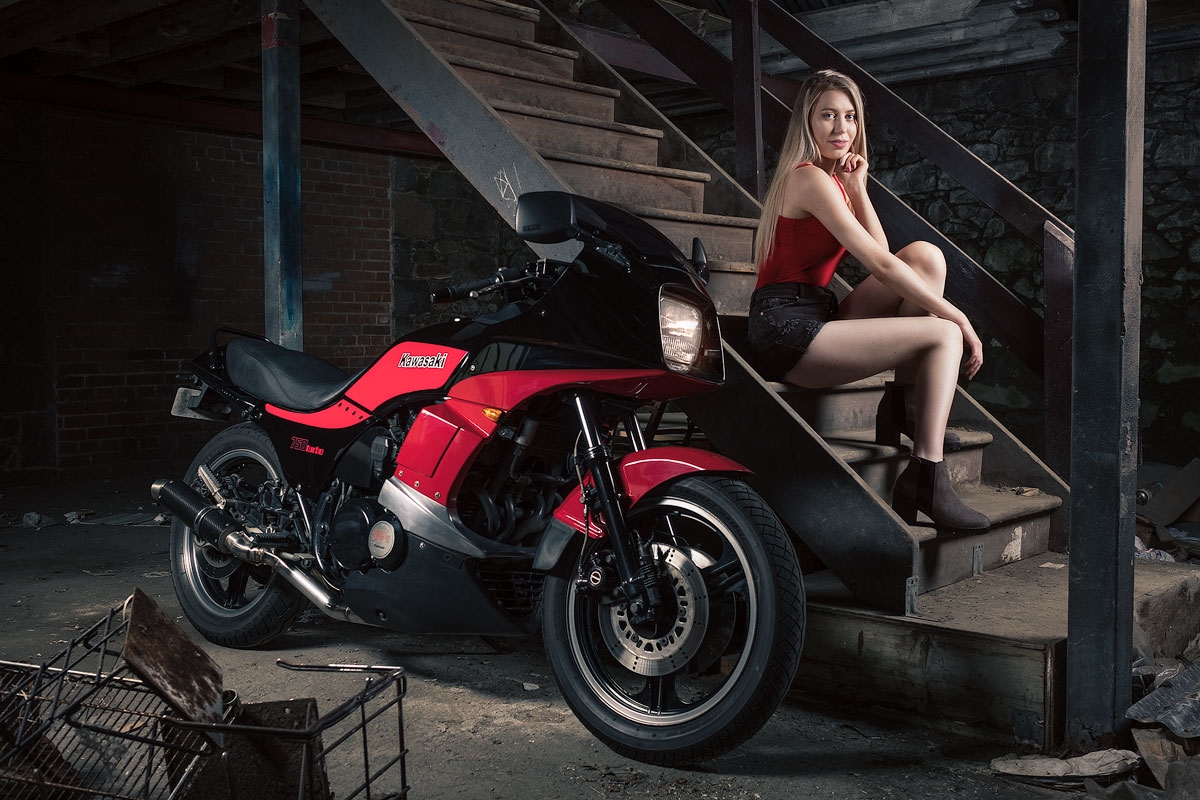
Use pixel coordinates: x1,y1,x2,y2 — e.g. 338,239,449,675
225,337,354,411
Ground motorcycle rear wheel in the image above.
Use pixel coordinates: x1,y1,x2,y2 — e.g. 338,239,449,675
542,475,805,766
170,422,306,648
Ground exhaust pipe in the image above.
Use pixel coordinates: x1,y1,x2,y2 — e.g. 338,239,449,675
151,479,366,625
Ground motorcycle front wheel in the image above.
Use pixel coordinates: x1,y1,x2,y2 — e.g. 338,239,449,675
170,422,306,648
542,475,805,766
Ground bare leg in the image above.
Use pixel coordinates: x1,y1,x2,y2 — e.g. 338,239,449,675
784,241,960,462
837,241,948,386
782,315,962,461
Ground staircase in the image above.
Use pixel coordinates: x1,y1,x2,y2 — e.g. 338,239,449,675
302,0,1067,616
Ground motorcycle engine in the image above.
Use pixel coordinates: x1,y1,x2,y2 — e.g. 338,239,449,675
329,498,407,573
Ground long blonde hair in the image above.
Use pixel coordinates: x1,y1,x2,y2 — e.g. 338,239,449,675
754,69,868,269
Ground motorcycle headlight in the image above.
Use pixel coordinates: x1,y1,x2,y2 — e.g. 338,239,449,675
659,292,704,372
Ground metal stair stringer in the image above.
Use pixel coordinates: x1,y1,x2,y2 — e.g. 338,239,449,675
302,0,580,263
678,343,920,614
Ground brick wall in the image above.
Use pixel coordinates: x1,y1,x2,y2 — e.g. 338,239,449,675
0,103,396,482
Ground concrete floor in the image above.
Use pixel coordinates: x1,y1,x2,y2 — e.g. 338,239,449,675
1,471,1166,799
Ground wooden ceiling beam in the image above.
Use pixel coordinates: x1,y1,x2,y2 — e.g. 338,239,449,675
0,0,179,59
128,12,332,86
34,1,261,77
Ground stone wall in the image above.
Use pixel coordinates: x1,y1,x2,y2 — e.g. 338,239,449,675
678,46,1200,467
389,160,527,336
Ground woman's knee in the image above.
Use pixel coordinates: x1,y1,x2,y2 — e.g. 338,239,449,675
933,317,963,354
897,241,946,286
915,317,962,354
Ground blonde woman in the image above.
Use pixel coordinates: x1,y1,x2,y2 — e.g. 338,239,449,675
747,69,987,531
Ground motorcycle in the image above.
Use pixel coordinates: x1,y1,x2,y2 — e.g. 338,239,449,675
152,190,806,766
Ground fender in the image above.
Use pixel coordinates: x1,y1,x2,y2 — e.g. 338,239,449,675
532,446,752,574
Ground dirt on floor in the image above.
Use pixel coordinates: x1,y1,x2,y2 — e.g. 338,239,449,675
1,473,1080,799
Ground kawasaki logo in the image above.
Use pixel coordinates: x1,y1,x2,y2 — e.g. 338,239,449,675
398,352,448,369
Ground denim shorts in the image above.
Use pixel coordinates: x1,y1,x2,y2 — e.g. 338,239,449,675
746,282,839,381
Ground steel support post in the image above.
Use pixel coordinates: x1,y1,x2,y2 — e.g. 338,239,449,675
731,0,764,201
1066,0,1145,752
262,0,303,350
1043,221,1074,480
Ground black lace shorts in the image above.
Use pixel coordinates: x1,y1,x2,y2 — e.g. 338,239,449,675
746,282,839,381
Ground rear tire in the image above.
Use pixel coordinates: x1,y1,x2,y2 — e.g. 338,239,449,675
542,475,805,765
170,422,306,648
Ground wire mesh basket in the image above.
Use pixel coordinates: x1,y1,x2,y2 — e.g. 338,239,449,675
0,589,408,800
172,661,409,800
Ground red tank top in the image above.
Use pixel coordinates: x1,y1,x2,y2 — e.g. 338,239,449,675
755,165,848,291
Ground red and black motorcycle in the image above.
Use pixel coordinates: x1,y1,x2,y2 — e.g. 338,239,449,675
153,191,805,765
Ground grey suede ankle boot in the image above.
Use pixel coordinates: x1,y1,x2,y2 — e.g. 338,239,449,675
891,456,989,531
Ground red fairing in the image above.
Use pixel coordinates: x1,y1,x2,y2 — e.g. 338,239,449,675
266,399,371,428
449,369,714,409
391,397,498,504
552,446,752,535
346,343,469,410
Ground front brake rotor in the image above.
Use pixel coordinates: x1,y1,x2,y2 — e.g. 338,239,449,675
598,545,710,676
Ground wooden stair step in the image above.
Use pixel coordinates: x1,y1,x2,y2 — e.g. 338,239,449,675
827,426,992,492
912,484,1062,593
800,556,1199,750
447,54,619,121
494,100,663,165
541,148,710,213
628,205,759,265
704,262,758,314
410,14,578,79
388,0,539,42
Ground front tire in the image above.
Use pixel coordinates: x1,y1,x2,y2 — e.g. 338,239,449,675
542,475,805,765
170,422,306,648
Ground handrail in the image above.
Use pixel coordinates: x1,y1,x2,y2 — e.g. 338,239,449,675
594,0,1046,378
755,1,1073,244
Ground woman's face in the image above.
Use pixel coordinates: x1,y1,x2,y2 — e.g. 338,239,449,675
808,88,858,165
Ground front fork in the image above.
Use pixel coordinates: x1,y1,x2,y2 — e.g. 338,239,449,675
571,393,664,624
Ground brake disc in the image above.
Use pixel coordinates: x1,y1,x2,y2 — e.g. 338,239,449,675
598,545,710,677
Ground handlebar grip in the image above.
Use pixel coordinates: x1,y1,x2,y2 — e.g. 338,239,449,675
430,267,525,304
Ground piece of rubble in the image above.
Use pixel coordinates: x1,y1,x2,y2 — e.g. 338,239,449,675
21,511,55,529
990,749,1141,790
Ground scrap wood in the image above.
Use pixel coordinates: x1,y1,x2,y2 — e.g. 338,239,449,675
1132,727,1200,788
123,588,223,724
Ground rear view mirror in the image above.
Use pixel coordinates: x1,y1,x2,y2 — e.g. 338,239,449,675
516,191,578,244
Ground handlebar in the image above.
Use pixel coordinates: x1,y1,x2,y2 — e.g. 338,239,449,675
430,266,527,304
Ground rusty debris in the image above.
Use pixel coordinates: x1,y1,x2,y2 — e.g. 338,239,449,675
0,589,409,799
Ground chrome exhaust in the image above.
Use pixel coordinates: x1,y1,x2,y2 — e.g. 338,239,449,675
151,479,367,625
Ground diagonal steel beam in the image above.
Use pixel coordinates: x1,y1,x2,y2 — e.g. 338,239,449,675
302,0,579,262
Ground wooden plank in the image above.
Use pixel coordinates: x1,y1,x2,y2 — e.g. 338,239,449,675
0,0,179,59
387,0,536,41
796,602,1062,750
547,155,706,213
498,107,661,165
643,215,757,265
454,62,617,121
412,20,576,79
